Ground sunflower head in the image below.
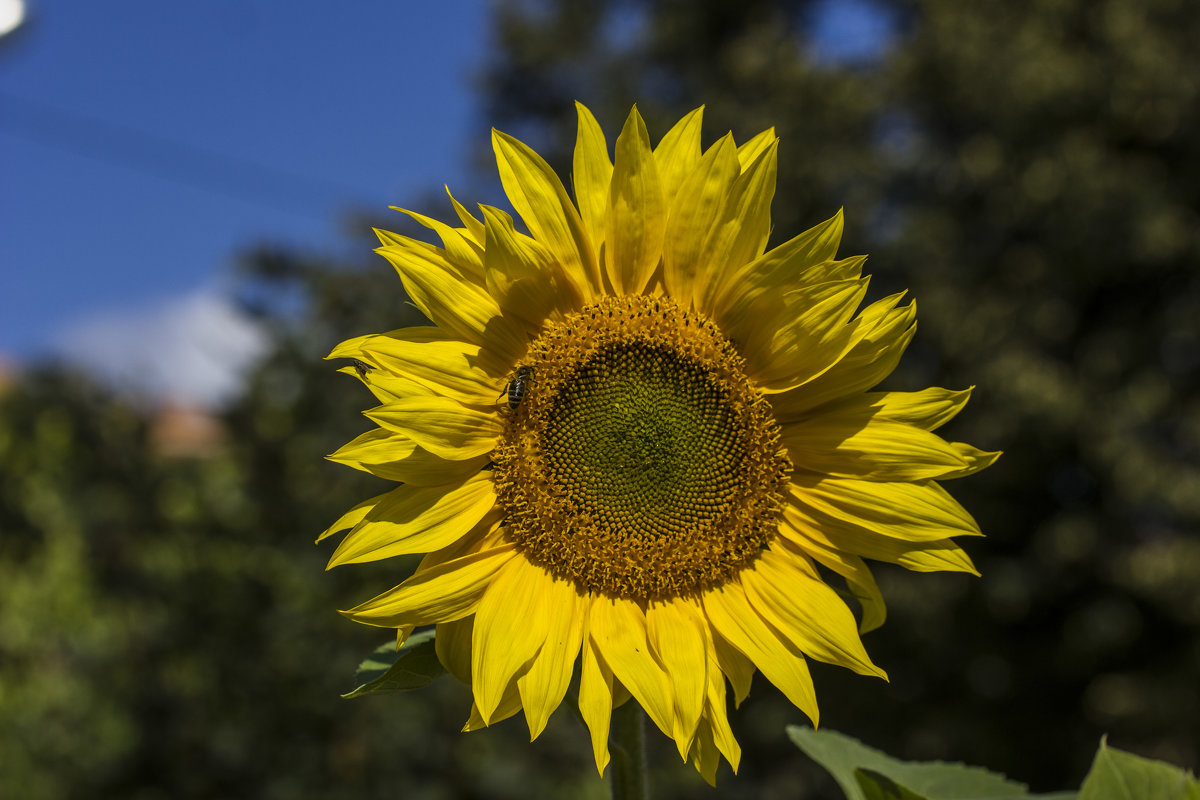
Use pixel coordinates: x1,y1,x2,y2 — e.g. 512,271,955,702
322,103,997,784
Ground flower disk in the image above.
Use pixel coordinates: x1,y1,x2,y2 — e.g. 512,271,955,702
322,101,999,784
494,295,791,601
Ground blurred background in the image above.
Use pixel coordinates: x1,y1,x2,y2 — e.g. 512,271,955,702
1,0,1197,798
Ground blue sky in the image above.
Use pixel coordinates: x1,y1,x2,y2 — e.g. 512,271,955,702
0,0,890,405
1,0,490,399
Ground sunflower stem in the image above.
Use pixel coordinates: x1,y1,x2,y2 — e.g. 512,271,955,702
610,702,650,800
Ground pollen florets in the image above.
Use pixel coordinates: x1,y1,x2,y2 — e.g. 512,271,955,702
492,295,791,601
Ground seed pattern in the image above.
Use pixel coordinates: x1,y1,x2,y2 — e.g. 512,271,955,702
492,295,791,601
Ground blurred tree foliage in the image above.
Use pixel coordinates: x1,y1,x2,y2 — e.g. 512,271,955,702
480,0,1200,792
2,0,1197,798
0,243,606,799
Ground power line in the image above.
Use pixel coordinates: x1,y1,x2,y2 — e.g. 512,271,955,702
0,90,368,219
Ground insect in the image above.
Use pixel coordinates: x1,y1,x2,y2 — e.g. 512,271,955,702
352,359,372,379
499,365,534,409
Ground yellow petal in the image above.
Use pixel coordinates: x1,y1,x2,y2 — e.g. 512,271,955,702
335,363,434,405
374,446,489,486
711,630,755,708
774,536,887,633
578,636,615,775
376,240,527,364
482,204,574,327
516,571,585,740
782,409,986,481
446,185,486,245
789,475,981,542
435,616,473,684
741,548,886,679
588,595,676,739
653,106,704,204
728,210,845,292
819,387,974,431
396,625,416,648
736,127,777,170
573,101,614,258
415,516,506,573
340,544,517,628
749,278,870,391
328,331,402,362
326,474,497,568
347,332,507,404
647,598,707,759
463,678,524,731
688,717,721,786
703,582,819,725
327,428,488,485
471,557,550,725
704,661,741,774
606,106,666,295
328,324,446,355
782,502,980,575
390,206,485,284
790,206,844,263
875,387,973,431
661,134,739,309
771,294,917,419
714,210,852,338
884,537,983,574
693,618,742,773
698,138,778,314
366,396,502,461
492,128,600,300
316,490,388,543
939,443,1003,479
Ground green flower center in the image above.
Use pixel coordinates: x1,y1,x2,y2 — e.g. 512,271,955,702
544,341,742,537
493,295,790,602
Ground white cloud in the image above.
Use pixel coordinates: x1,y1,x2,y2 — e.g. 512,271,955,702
54,287,269,408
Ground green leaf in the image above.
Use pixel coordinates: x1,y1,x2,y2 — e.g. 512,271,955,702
856,768,932,800
788,726,1048,800
341,629,445,699
1078,738,1200,800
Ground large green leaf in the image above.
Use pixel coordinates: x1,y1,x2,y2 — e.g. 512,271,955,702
1077,739,1200,800
856,768,932,800
853,770,1077,800
341,630,445,699
788,726,1071,800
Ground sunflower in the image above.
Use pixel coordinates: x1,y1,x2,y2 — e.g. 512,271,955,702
321,103,997,783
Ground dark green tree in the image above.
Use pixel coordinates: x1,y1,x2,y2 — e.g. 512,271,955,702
0,236,602,799
480,0,1200,792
